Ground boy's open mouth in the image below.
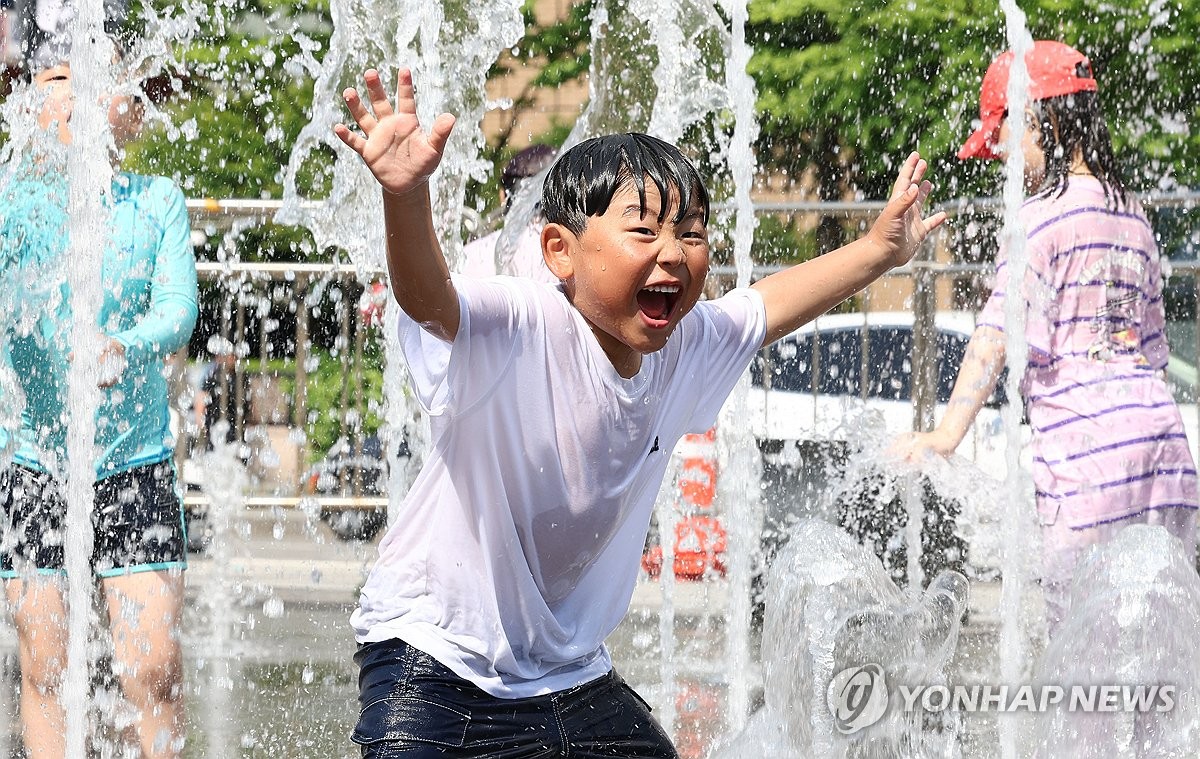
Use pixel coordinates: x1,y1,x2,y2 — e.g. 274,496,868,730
637,284,681,325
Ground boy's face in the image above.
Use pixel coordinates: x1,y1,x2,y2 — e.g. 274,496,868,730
546,179,710,375
34,62,143,148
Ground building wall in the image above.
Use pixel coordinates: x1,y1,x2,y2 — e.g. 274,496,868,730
480,0,588,148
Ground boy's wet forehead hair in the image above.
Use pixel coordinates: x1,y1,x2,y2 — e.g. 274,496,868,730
31,32,128,73
541,133,710,236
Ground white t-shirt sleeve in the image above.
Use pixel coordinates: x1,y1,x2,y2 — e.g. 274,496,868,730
397,275,529,416
675,287,767,433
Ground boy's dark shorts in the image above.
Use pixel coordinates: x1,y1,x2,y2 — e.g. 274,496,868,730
352,638,679,758
0,462,187,579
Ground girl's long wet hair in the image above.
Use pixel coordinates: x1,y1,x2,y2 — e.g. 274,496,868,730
541,133,710,235
1031,76,1128,209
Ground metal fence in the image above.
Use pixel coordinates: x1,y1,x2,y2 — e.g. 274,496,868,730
180,193,1200,519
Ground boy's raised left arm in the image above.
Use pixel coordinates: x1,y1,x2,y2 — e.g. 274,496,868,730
751,152,947,347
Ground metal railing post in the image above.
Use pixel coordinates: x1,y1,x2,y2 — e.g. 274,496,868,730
910,234,940,433
292,273,310,485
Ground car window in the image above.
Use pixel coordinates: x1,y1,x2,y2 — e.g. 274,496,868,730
754,322,1008,408
817,329,863,396
936,333,966,404
752,333,814,392
866,328,912,401
1167,354,1198,406
936,332,1007,408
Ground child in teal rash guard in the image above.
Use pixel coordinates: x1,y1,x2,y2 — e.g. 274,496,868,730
0,38,197,759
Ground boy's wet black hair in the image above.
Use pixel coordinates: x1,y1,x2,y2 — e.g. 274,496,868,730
541,133,710,236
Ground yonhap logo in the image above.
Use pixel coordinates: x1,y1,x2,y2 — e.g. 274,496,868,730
828,663,889,734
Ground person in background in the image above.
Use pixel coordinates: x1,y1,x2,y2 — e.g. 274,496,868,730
459,142,559,283
193,334,250,452
895,40,1197,635
0,35,197,759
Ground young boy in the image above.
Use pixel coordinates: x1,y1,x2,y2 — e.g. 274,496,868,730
334,68,945,758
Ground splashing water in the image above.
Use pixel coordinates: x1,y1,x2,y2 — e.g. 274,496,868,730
278,0,525,272
195,428,252,756
9,0,1196,753
1034,524,1200,757
712,519,969,758
59,12,116,755
995,6,1036,758
717,0,761,730
278,0,526,528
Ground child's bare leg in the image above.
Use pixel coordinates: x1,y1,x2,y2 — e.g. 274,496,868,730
103,570,185,759
5,577,68,758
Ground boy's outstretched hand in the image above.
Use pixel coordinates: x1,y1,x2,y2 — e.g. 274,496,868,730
333,68,456,197
866,152,947,266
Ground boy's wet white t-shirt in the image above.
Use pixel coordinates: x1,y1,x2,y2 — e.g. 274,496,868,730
352,275,766,698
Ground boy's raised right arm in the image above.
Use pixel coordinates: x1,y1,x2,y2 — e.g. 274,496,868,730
334,68,461,341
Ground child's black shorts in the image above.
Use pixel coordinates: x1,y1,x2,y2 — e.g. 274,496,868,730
0,461,187,579
351,638,679,758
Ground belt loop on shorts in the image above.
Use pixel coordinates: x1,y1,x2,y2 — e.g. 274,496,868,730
400,639,416,688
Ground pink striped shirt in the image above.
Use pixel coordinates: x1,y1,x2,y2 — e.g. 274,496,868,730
980,176,1197,530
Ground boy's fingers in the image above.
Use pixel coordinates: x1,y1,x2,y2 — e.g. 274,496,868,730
342,88,375,131
394,68,417,115
427,113,457,155
916,179,933,205
912,158,928,186
889,182,919,215
891,152,920,198
363,68,395,119
333,123,366,155
925,210,949,233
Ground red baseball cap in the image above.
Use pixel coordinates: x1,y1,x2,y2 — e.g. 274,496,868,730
958,40,1098,161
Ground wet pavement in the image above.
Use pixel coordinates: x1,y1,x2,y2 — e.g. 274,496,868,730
0,507,1042,758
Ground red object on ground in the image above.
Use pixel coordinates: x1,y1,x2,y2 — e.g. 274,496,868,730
674,679,725,759
640,516,727,580
359,281,389,327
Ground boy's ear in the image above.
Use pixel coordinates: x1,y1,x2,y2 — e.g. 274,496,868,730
541,223,575,281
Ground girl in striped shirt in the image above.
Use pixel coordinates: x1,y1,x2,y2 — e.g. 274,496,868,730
898,41,1197,634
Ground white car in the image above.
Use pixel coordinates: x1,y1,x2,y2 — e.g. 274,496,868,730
747,311,1008,476
743,311,1007,583
742,311,1200,583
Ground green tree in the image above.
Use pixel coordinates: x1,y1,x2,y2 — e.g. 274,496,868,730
121,0,335,262
747,0,1200,210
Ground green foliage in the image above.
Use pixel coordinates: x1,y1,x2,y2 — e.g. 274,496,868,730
466,1,591,218
753,213,819,265
125,0,333,204
747,0,1200,200
489,0,592,92
120,0,333,261
302,342,385,461
263,344,384,461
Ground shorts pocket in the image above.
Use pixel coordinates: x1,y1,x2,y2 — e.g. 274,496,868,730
351,696,471,748
621,682,656,714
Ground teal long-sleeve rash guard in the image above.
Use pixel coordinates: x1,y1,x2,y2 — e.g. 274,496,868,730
0,160,199,480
